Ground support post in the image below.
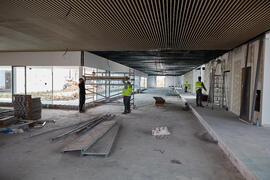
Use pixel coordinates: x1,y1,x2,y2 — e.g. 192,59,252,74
240,43,249,121
261,32,270,125
251,37,264,125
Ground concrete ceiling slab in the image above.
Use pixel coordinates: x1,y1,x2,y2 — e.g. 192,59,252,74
91,50,226,75
0,0,269,74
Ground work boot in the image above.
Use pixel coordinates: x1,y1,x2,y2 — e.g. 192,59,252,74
122,112,128,114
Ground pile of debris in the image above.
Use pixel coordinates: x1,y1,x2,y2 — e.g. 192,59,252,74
31,114,120,157
152,126,171,138
153,97,166,106
0,106,54,134
13,95,42,120
0,94,45,134
0,108,16,127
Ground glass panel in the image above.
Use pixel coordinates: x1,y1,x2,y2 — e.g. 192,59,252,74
13,66,26,95
0,66,12,103
141,77,146,88
96,69,106,100
53,67,79,105
83,67,97,103
110,72,123,96
135,76,140,91
26,66,53,104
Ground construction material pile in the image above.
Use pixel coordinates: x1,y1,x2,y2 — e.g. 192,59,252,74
31,114,120,157
153,97,166,106
0,108,15,127
13,95,42,120
152,126,171,137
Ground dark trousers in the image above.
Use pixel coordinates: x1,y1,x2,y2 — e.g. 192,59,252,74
79,95,85,112
185,86,188,92
196,89,202,106
123,96,131,113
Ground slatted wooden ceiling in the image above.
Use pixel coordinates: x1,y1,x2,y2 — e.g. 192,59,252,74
0,0,269,75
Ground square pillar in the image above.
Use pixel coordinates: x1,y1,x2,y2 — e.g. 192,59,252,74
262,32,270,126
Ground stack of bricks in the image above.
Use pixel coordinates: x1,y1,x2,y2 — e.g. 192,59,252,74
13,95,42,120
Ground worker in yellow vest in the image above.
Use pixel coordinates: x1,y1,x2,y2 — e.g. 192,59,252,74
184,81,189,92
195,76,207,107
122,77,133,114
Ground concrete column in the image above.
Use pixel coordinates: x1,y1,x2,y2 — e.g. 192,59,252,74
79,66,83,78
262,32,270,125
147,76,156,88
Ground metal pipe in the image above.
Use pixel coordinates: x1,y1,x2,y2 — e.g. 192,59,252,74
50,116,103,141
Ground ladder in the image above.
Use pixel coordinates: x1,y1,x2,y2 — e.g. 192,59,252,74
128,68,136,109
207,60,226,109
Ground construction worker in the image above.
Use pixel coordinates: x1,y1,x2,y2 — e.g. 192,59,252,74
122,77,133,114
184,81,189,92
195,76,207,107
79,77,86,113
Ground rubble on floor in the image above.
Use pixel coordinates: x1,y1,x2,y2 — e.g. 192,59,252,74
153,97,166,106
0,105,53,134
152,126,170,137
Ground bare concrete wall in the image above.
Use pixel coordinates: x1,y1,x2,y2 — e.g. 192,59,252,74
0,51,81,66
202,38,265,123
262,32,270,125
84,51,147,77
165,76,182,87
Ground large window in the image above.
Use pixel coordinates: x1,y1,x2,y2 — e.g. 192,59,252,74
134,76,140,91
141,77,147,88
0,66,140,106
156,76,165,87
13,66,26,95
0,66,12,102
26,66,53,104
84,67,97,103
52,67,79,105
110,72,124,96
96,69,106,100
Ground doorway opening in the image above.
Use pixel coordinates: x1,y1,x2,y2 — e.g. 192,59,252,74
240,67,251,122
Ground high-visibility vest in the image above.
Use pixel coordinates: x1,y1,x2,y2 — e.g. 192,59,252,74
184,82,189,87
122,84,133,96
195,81,202,91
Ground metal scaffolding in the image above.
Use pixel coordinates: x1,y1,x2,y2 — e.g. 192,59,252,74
83,69,136,108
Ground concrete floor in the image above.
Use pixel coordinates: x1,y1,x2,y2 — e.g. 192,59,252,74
181,93,270,180
0,88,243,180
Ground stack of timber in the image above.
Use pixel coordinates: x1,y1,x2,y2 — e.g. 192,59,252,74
13,95,42,120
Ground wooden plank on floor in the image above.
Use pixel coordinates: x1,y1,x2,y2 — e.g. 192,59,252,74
62,120,116,153
82,123,120,157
